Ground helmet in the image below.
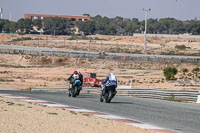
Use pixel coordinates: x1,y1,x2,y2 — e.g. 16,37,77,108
109,73,114,77
73,71,78,74
77,70,81,75
109,73,116,80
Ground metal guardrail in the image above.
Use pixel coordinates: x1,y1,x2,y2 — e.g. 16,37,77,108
82,88,200,102
31,87,200,102
1,44,200,63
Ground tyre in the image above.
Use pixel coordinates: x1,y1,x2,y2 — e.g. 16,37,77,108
72,86,78,97
105,90,113,103
100,97,103,102
77,90,80,95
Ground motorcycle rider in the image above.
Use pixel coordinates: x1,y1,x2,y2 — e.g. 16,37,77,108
77,70,83,88
68,70,83,96
100,73,118,101
68,71,79,90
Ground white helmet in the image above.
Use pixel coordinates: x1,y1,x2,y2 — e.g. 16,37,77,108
109,73,116,80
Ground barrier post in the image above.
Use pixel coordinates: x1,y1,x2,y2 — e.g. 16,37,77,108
196,91,200,103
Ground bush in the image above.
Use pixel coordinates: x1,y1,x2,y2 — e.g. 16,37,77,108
192,67,200,77
163,67,178,80
181,68,189,79
175,45,187,50
12,37,32,42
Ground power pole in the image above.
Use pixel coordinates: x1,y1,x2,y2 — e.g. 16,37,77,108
143,8,151,54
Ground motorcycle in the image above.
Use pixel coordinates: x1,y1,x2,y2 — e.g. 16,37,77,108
100,84,117,103
69,80,82,97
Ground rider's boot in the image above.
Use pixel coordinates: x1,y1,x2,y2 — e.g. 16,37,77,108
68,88,72,97
102,89,106,96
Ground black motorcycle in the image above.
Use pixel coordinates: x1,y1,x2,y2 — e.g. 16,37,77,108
100,85,117,103
69,80,82,97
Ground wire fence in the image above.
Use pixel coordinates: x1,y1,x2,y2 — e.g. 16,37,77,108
1,33,200,55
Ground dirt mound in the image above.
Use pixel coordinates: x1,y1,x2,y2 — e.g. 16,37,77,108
0,34,11,42
54,58,69,65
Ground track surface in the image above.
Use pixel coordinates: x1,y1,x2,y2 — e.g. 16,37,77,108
0,90,200,133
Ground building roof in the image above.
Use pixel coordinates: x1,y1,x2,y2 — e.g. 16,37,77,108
24,14,91,21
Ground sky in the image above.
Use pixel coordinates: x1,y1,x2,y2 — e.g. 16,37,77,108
0,0,200,21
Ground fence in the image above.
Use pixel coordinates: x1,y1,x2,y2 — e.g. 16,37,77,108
31,87,200,103
133,33,200,39
0,44,200,64
2,33,200,55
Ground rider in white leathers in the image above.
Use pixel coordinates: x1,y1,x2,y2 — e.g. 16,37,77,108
101,73,117,99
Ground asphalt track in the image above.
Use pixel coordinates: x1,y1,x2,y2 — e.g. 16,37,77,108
0,90,200,133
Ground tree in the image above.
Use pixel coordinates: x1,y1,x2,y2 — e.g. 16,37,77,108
3,21,17,33
43,17,72,35
94,16,117,35
0,19,5,32
147,19,160,34
184,20,200,35
77,20,96,35
163,67,178,80
33,19,42,30
124,18,140,35
83,13,90,17
17,18,33,33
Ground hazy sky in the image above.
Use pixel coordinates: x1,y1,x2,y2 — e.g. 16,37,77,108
1,0,200,21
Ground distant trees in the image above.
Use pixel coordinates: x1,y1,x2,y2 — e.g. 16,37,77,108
17,18,33,33
0,19,18,33
1,15,200,35
77,20,96,35
78,15,200,35
43,17,72,35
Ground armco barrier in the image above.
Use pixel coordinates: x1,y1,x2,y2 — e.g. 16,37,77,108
82,88,199,102
1,44,200,63
197,91,200,103
31,87,200,102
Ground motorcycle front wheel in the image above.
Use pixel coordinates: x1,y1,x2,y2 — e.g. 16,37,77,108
72,86,78,97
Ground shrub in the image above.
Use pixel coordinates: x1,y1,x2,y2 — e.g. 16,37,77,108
12,37,32,42
163,67,178,80
181,68,189,79
192,67,200,78
175,45,187,50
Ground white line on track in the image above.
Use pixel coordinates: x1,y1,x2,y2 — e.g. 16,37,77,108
127,123,164,129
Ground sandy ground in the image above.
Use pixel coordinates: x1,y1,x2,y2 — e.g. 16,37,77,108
0,53,200,90
0,34,200,133
0,96,154,133
1,33,200,55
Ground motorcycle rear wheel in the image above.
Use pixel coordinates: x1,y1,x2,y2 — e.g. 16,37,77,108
105,90,113,103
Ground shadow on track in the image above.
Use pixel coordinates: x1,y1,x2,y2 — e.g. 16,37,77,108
110,101,133,104
76,94,97,99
